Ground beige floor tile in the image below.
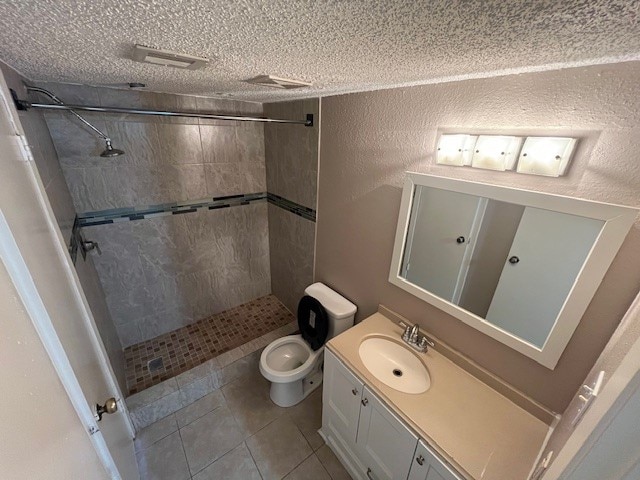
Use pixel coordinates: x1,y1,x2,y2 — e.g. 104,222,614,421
246,415,313,480
316,445,353,480
134,414,179,452
222,369,286,436
287,387,324,450
284,454,332,480
180,405,244,475
175,389,225,427
135,430,190,480
192,443,262,480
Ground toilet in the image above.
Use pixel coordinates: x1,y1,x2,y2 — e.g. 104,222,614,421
259,282,357,407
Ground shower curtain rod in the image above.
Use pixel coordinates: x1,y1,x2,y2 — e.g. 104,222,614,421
12,94,314,127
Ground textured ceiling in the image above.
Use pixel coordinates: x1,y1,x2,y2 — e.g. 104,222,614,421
0,0,639,102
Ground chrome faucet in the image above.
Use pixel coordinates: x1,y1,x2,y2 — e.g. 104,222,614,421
400,321,435,353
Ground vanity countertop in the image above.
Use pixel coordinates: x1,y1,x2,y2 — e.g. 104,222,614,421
327,312,550,480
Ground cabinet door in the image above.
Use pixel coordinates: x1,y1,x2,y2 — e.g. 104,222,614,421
323,350,364,458
486,206,603,347
356,386,418,480
408,440,463,480
403,187,482,302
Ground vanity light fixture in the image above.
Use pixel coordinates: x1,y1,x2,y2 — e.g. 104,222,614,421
436,134,477,166
517,136,577,177
471,135,524,171
435,133,577,177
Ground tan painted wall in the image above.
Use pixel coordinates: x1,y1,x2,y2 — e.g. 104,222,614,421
0,260,108,480
315,61,640,412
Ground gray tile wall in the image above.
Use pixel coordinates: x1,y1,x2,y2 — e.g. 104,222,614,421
87,204,271,347
38,81,271,346
38,82,266,212
264,100,319,313
0,64,127,391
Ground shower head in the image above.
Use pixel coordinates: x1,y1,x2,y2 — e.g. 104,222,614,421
100,139,125,157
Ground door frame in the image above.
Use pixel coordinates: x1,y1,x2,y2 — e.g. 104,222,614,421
0,73,134,477
544,292,640,479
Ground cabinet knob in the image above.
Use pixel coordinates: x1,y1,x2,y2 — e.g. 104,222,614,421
456,236,466,244
351,388,358,396
416,454,425,466
361,398,369,406
509,255,520,264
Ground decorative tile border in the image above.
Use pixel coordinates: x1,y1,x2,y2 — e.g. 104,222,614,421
78,192,268,227
77,191,316,227
267,193,316,221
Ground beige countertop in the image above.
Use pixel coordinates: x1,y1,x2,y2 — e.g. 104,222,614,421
327,312,550,480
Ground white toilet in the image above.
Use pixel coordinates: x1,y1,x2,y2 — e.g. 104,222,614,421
259,282,357,407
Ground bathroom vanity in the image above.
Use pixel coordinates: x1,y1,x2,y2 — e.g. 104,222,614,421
320,311,551,480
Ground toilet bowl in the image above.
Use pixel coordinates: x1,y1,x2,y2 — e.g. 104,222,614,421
259,283,357,407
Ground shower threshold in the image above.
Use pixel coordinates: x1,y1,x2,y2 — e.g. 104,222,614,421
124,294,295,395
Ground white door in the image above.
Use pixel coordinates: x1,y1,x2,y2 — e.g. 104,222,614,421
356,386,418,480
403,187,481,301
486,207,603,347
408,440,463,480
0,72,137,478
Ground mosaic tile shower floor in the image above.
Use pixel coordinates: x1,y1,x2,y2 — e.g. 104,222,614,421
124,295,295,395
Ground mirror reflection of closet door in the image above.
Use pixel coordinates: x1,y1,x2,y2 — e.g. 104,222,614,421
486,207,604,347
403,188,483,302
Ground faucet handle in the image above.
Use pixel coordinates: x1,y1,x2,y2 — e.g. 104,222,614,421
402,325,411,341
418,336,435,350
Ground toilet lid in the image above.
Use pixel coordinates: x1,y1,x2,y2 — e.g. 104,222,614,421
297,295,329,351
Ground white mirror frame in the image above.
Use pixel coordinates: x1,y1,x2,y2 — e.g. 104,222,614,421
389,173,638,369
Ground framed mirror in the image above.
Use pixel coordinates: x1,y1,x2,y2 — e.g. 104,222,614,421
389,173,637,368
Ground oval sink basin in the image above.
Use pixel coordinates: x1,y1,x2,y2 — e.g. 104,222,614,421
358,337,431,394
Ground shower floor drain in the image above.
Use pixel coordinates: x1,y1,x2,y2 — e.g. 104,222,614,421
392,368,403,377
148,357,165,373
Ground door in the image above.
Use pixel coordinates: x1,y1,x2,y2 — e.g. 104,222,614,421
0,71,137,478
323,350,365,473
356,386,418,480
408,440,463,480
403,187,482,302
486,207,603,347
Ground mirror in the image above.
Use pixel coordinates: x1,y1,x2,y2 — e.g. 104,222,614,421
390,173,637,368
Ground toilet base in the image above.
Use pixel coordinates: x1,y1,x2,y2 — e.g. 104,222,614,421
269,368,323,407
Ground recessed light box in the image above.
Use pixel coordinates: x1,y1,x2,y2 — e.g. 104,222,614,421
471,135,524,171
436,134,477,166
517,137,577,177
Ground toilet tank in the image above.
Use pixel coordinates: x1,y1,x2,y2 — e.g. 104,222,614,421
304,282,357,340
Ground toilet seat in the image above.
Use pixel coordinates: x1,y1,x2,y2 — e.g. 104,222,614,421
259,334,324,383
297,295,329,350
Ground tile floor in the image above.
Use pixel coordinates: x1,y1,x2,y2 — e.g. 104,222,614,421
135,365,351,480
125,295,295,394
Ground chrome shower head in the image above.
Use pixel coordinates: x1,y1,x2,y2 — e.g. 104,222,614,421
100,139,125,157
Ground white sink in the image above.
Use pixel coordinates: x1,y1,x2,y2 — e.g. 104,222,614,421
358,337,431,394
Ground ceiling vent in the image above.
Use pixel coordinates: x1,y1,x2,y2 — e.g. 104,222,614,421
132,44,209,70
245,75,312,89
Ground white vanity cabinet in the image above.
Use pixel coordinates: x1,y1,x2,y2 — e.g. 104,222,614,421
322,350,465,480
408,440,463,480
323,348,366,474
356,385,418,480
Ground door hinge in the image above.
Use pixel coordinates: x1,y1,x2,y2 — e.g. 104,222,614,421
88,425,100,436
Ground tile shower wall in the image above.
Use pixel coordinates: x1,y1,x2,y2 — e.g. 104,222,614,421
41,82,270,346
264,99,319,313
0,63,127,391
